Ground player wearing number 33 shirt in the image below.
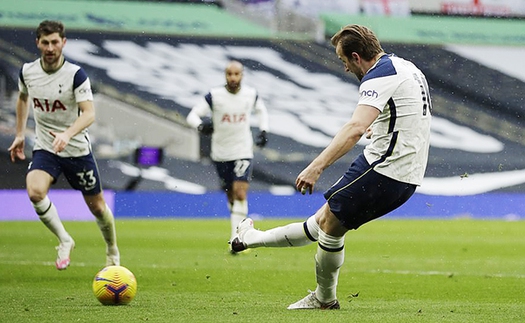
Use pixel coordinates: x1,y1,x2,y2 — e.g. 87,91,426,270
20,55,93,157
8,20,119,271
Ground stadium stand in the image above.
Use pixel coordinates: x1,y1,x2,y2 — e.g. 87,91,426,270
1,0,525,198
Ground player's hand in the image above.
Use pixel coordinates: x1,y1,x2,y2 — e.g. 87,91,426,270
50,131,70,153
365,127,373,139
298,184,310,195
8,136,26,162
255,130,268,148
197,120,214,135
295,164,322,195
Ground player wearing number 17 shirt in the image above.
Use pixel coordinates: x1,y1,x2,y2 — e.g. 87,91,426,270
8,20,119,270
186,60,269,252
230,24,431,309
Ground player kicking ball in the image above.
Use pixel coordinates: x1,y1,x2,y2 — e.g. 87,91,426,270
231,24,432,309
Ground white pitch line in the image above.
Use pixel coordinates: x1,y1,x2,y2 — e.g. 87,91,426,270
362,268,525,279
0,260,89,267
0,260,179,270
1,260,525,279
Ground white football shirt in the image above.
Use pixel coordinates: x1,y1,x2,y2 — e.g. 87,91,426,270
19,58,94,157
359,54,431,185
187,85,269,162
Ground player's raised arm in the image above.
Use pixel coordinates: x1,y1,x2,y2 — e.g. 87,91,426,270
296,104,379,194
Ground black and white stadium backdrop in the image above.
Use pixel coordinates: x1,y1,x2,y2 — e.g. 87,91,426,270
1,28,525,194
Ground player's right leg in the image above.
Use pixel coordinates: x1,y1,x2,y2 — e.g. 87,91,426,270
230,210,320,252
26,168,74,270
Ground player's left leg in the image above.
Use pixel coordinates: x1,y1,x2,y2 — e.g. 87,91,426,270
227,159,253,249
214,160,241,247
63,152,119,266
290,155,417,310
288,205,345,310
84,193,120,266
230,180,249,242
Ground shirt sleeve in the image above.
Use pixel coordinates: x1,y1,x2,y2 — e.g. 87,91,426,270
358,74,399,112
186,94,212,128
18,67,28,94
73,69,94,102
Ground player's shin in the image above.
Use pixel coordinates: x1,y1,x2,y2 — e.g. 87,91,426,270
96,204,118,247
96,204,120,265
314,230,344,303
244,215,319,248
34,196,71,242
230,199,247,241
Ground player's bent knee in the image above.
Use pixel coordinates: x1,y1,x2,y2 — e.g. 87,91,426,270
235,193,247,201
84,194,107,216
26,187,48,203
317,208,347,237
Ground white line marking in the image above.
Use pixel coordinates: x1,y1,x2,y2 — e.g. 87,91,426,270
1,260,524,278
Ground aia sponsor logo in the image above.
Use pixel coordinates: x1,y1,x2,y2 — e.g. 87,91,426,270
221,113,246,123
33,98,66,112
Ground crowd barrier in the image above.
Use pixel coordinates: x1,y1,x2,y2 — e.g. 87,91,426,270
2,190,523,221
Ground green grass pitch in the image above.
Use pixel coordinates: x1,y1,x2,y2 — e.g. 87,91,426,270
1,218,524,322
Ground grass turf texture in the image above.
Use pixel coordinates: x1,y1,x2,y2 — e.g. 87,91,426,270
1,219,524,323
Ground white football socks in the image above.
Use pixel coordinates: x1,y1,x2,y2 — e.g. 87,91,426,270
230,199,247,241
96,204,118,250
34,196,71,243
243,215,320,248
314,230,345,303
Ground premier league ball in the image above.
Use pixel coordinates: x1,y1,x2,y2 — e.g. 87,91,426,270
93,265,137,305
